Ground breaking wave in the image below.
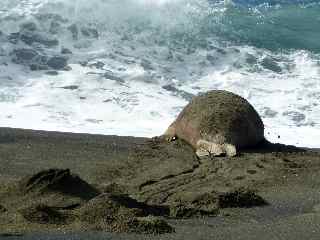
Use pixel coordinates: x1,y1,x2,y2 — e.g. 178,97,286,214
0,0,319,147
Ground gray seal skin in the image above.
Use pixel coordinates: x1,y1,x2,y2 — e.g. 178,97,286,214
164,90,264,157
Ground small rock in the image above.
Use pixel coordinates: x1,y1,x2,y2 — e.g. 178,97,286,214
45,71,59,76
47,56,68,70
61,48,72,54
8,32,21,44
11,48,38,63
30,64,49,71
19,32,59,47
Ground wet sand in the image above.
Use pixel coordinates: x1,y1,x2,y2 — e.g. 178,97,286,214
1,127,320,239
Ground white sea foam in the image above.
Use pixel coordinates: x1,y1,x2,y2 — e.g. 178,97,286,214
0,0,319,148
0,64,187,137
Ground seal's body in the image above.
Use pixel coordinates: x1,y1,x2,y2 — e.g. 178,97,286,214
164,90,264,157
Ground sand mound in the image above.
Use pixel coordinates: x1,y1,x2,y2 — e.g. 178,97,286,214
129,216,174,234
19,204,70,224
18,169,99,200
168,192,219,218
218,188,268,208
77,193,173,233
168,189,267,218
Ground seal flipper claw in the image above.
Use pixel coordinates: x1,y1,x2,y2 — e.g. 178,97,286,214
195,148,210,158
223,143,237,157
196,140,225,158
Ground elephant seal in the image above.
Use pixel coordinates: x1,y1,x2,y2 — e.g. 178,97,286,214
164,90,264,157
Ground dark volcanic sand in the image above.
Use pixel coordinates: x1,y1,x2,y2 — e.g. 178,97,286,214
1,127,320,239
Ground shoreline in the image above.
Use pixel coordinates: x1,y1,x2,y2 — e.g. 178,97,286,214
1,127,320,239
1,125,318,151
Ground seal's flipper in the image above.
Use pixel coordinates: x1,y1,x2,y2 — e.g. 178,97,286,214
196,140,224,157
223,143,237,157
195,148,210,157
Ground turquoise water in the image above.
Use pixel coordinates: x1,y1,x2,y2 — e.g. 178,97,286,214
216,3,320,52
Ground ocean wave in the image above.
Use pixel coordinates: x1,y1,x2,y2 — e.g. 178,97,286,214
2,0,320,52
0,0,319,147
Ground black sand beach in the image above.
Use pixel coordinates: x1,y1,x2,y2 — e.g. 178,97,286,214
1,127,320,239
